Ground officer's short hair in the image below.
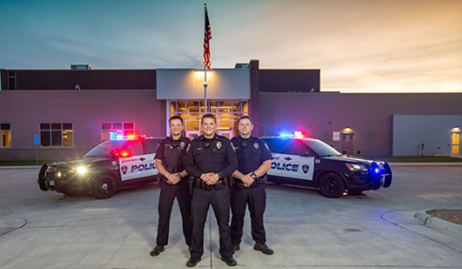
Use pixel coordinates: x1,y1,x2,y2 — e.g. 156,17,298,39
201,113,217,124
169,116,184,126
238,116,253,124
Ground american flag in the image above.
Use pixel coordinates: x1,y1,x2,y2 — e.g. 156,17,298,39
203,5,212,70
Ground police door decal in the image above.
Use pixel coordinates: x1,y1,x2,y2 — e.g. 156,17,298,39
268,153,283,178
270,153,314,181
119,153,157,181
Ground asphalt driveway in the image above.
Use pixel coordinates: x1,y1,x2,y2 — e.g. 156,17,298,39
0,167,461,268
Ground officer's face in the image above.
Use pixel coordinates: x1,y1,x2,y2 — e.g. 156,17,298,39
202,117,216,137
238,118,253,137
169,119,183,137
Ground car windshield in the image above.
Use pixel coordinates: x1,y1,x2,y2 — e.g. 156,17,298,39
305,139,341,157
84,140,129,158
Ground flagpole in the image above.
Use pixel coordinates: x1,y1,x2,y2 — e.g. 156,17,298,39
204,64,208,113
203,3,208,114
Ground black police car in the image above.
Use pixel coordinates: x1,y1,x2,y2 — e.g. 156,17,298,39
37,137,163,199
261,136,392,198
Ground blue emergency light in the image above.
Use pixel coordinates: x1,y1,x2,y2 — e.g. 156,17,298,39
280,131,305,138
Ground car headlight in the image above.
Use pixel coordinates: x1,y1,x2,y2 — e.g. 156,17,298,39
346,163,368,171
76,166,87,175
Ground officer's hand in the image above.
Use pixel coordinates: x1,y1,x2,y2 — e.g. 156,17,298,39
242,173,255,187
201,173,214,183
168,173,181,185
206,173,220,185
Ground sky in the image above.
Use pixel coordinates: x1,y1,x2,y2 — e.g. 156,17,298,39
0,0,461,93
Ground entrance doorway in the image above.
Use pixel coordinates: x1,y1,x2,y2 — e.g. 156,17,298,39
451,132,461,156
341,133,354,155
167,100,249,139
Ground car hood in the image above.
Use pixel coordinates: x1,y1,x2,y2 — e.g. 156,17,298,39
51,157,113,168
321,155,383,164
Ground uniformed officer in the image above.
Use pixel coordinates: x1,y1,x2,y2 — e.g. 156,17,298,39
184,114,238,267
150,116,192,256
230,116,274,255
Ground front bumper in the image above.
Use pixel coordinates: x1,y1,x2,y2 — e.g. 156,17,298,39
344,162,392,191
38,164,92,194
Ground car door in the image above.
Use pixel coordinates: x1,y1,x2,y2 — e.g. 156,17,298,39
119,140,154,181
280,139,315,181
262,138,287,178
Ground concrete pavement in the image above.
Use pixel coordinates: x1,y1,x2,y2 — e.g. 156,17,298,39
0,167,461,268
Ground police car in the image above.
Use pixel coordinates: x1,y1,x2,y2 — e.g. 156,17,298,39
261,132,392,198
37,135,162,199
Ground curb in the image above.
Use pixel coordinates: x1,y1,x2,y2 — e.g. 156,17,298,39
415,209,462,237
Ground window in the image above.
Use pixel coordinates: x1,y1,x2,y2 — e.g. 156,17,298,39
168,100,249,138
264,138,289,154
101,122,135,141
1,123,12,147
8,71,16,90
143,138,162,154
286,139,312,156
40,123,73,147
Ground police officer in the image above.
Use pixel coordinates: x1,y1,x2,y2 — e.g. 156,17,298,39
150,116,192,256
184,114,238,267
230,116,274,255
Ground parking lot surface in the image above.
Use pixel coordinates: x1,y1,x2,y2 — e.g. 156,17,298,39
0,167,461,269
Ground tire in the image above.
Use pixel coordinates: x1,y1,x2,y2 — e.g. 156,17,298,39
317,172,345,198
91,175,117,199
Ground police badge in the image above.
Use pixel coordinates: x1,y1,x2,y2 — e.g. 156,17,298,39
121,165,128,175
254,142,259,149
302,164,309,174
180,141,185,149
216,141,222,149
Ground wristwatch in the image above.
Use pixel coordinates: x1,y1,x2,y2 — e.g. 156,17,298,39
251,172,257,179
178,174,183,179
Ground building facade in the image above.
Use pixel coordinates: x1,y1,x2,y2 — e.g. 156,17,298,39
0,60,461,161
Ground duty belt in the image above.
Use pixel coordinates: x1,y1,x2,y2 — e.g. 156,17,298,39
190,177,230,191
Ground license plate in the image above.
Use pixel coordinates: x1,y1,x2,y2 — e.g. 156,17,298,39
49,180,55,186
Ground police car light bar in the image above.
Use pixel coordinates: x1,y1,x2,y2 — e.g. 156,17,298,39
280,131,305,139
109,132,145,141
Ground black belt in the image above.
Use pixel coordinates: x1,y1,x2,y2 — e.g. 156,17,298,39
191,177,230,191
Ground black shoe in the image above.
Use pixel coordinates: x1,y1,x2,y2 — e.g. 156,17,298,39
232,244,240,252
254,242,274,255
221,257,237,266
186,257,201,267
150,245,165,256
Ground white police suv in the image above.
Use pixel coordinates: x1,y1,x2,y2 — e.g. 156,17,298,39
261,134,392,198
38,136,162,199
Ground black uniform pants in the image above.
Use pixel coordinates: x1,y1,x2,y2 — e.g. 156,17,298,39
156,179,192,247
190,186,233,259
230,184,267,245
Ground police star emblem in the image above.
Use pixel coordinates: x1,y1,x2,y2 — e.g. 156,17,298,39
121,165,128,175
254,142,259,149
302,164,310,174
216,141,222,149
180,141,185,149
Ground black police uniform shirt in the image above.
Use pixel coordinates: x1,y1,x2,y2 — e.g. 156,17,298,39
231,135,272,175
155,136,190,174
185,134,237,179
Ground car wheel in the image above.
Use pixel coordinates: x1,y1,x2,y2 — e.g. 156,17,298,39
317,172,345,198
91,175,116,199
